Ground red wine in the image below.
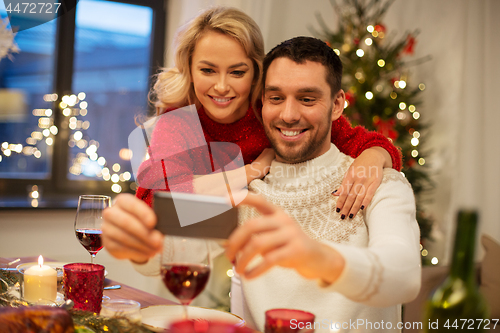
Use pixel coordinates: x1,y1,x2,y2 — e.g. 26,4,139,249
76,228,103,254
161,263,210,305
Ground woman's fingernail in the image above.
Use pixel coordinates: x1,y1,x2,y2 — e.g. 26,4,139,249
336,208,341,213
332,190,337,194
341,214,346,220
349,213,353,219
361,205,365,210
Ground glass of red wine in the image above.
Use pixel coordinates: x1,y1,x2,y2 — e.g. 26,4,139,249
74,195,111,263
161,237,211,320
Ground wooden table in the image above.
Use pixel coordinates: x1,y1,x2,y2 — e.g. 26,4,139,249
0,256,176,308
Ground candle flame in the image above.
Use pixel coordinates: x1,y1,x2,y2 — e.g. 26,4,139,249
38,255,44,267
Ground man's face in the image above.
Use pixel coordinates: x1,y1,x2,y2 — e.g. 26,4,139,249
262,57,344,164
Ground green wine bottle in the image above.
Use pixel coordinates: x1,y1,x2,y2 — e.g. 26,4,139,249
424,210,490,332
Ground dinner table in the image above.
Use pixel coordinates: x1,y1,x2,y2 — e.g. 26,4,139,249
1,256,256,332
0,256,176,308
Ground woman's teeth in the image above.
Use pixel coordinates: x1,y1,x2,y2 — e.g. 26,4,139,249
212,97,232,103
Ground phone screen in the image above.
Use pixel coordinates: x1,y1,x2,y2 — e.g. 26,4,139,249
153,192,238,240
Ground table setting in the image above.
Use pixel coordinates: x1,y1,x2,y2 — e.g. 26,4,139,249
0,194,318,332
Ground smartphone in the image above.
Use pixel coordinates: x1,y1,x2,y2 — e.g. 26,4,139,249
153,191,238,240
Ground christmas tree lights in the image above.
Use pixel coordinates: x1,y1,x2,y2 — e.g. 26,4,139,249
314,0,434,252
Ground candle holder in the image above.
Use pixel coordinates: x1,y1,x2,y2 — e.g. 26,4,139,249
265,309,315,333
17,262,65,294
17,261,58,304
101,299,142,323
63,263,105,313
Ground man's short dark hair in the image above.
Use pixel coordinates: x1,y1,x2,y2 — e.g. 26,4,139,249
263,36,343,96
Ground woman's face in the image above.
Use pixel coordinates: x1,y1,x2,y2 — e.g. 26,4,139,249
191,30,255,124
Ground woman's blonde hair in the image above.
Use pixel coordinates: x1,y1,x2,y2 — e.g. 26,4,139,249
152,7,265,115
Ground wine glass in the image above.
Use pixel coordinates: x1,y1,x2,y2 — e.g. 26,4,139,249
74,195,111,263
161,236,211,319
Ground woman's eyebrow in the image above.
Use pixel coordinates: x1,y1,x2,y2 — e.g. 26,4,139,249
228,62,250,69
197,60,249,69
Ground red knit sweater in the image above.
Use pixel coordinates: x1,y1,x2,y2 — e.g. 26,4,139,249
135,106,401,206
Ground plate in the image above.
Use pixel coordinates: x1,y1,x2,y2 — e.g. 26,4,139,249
141,305,245,332
8,288,65,306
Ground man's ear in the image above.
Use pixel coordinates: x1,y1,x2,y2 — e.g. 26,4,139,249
331,89,345,122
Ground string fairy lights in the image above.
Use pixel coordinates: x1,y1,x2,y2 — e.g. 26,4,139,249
0,92,133,195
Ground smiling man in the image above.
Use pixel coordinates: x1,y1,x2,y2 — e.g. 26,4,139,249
226,37,421,333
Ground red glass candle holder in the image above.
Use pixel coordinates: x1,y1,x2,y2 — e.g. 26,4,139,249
170,320,255,333
63,263,105,313
265,309,315,333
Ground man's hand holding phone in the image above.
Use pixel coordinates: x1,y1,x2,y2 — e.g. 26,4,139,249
102,193,164,264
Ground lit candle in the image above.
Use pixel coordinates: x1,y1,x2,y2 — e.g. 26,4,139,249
23,255,57,303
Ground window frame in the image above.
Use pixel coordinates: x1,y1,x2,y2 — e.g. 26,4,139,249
0,0,166,203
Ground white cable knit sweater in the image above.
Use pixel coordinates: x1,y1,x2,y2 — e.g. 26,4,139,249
134,144,421,332
231,144,421,332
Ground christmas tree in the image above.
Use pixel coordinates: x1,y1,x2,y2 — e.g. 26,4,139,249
313,0,434,243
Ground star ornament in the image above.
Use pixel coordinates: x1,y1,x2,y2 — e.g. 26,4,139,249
0,18,19,60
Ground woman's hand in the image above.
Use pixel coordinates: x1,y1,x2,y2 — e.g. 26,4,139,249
102,193,164,264
246,148,275,183
334,147,391,219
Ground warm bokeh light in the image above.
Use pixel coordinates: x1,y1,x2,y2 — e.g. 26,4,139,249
111,184,122,193
74,131,83,141
111,174,120,183
119,148,133,161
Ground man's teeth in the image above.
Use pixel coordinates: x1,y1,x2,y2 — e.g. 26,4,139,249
213,97,231,102
281,129,302,137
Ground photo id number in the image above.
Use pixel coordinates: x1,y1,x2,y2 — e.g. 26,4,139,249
443,319,499,330
6,2,62,14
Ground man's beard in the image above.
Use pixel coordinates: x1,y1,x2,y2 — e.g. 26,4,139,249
264,119,331,164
